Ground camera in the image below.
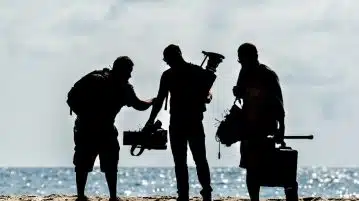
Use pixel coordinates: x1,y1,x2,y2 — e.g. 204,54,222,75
123,120,168,156
199,51,225,104
201,51,225,73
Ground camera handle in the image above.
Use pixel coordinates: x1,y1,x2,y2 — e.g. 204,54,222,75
130,145,146,156
129,120,163,156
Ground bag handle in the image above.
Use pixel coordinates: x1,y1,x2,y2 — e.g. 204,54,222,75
130,145,146,156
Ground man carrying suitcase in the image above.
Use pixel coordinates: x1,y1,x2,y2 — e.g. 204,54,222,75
233,43,299,201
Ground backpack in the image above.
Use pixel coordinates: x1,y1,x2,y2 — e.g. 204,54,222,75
163,63,216,113
67,68,111,116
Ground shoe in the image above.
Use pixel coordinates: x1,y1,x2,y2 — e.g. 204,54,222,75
109,197,122,201
75,196,89,201
176,196,189,201
202,195,212,201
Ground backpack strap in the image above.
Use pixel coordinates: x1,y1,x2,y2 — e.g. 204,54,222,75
163,69,172,111
164,92,168,110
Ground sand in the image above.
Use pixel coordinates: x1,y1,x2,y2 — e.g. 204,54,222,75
0,195,357,201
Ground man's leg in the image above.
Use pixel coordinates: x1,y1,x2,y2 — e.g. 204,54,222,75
284,181,299,201
240,141,260,200
188,124,212,200
169,125,189,200
99,139,120,200
105,172,118,199
76,171,89,199
246,168,260,201
73,148,97,200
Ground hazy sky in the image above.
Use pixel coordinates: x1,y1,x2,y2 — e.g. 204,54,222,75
1,0,358,167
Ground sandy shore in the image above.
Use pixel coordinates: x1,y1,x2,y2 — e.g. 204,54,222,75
0,195,357,201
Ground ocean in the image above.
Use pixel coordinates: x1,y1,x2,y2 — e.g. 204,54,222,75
0,167,358,198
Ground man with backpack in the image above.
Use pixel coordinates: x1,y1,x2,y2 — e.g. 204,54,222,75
233,43,298,201
144,44,217,201
67,56,155,201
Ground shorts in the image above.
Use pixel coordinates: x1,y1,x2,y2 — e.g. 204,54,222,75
73,122,120,173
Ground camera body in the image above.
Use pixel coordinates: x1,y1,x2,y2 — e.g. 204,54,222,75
202,51,225,73
123,120,168,151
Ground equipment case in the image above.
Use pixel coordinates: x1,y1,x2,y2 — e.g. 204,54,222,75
258,146,298,187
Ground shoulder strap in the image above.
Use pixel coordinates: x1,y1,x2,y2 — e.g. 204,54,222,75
163,69,172,111
164,93,168,110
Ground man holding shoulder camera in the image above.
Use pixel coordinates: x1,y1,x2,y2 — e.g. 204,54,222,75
145,44,216,201
67,56,155,201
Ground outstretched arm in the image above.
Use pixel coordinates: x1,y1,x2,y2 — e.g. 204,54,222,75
146,72,169,125
127,85,154,111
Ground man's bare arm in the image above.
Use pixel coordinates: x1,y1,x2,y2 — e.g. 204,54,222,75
272,76,285,119
127,86,154,111
270,73,285,141
146,72,169,124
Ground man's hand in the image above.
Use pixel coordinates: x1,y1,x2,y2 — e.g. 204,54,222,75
143,119,155,133
144,97,157,105
144,119,155,129
273,133,284,144
232,86,240,97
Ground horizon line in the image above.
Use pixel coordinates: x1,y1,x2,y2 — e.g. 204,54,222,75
0,165,357,169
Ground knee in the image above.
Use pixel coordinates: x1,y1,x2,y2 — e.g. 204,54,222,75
246,169,259,184
172,155,187,167
75,165,93,173
171,151,187,165
173,158,187,167
104,171,118,176
191,148,208,165
194,157,208,167
100,160,119,173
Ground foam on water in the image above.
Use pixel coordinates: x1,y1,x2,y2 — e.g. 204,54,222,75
0,167,358,198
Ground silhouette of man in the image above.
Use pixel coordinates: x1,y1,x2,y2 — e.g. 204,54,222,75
145,44,213,201
233,43,298,201
67,56,154,201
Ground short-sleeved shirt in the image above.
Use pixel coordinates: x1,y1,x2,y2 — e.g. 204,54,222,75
236,64,284,133
161,62,214,121
74,69,139,134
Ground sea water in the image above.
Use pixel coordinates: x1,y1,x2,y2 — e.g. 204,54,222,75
0,167,358,198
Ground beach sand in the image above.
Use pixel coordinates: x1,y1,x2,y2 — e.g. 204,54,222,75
0,195,356,201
